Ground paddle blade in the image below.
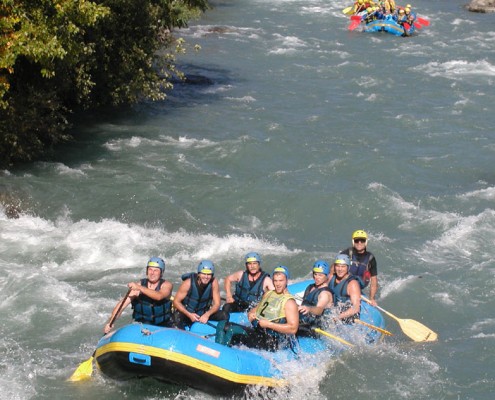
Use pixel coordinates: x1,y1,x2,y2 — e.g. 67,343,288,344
67,356,94,382
350,15,362,21
413,21,423,29
343,6,354,15
417,17,430,26
399,319,438,342
348,20,361,31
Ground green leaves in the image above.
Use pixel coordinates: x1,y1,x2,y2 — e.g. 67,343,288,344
0,0,207,167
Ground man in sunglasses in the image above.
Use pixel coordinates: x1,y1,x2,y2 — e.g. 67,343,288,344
339,230,378,306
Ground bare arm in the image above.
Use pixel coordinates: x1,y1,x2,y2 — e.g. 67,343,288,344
173,279,196,322
128,280,173,301
299,290,332,317
199,279,221,323
224,270,242,303
369,275,378,306
338,280,361,320
103,292,136,333
263,276,275,292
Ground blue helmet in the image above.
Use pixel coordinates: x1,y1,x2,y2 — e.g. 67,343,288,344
197,260,215,275
147,257,165,273
272,265,290,280
245,252,262,265
334,254,350,266
312,260,330,275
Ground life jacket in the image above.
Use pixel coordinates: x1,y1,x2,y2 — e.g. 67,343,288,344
329,274,359,305
233,270,269,308
348,249,374,289
131,278,172,326
182,273,214,316
300,283,331,325
328,275,361,322
301,283,331,307
255,290,298,351
255,291,294,323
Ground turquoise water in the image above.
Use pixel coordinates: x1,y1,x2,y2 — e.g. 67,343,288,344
1,0,495,398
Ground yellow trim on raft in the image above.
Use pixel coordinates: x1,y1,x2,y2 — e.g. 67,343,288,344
95,342,286,387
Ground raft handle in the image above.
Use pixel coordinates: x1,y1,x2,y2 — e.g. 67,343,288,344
129,352,151,366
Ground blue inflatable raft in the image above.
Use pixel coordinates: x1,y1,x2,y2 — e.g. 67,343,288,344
95,279,385,395
364,15,415,36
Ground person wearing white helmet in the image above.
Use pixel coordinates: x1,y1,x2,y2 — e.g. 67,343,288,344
104,257,173,334
223,252,274,313
328,254,362,323
173,260,228,330
339,229,378,306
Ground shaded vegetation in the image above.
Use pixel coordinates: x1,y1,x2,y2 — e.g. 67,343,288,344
0,0,208,168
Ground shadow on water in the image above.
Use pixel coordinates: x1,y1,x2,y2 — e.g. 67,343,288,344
16,62,235,170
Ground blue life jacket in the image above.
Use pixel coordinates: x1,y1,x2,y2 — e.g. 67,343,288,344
131,278,172,326
348,250,374,289
329,275,359,305
182,273,214,316
233,270,269,307
300,283,331,325
301,283,331,307
328,275,361,322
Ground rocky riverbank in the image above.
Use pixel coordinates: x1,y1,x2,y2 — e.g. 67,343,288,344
466,0,495,12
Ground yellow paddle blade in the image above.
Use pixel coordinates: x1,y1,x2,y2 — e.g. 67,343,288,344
398,319,438,342
67,355,94,382
343,6,354,15
314,328,354,347
360,296,437,343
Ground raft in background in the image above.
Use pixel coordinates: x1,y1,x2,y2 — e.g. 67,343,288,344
363,15,415,36
94,279,386,395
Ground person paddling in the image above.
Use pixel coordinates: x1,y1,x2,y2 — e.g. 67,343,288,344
103,257,173,333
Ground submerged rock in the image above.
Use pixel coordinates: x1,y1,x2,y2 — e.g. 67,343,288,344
0,192,22,219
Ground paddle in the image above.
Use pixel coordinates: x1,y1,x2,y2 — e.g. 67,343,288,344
314,327,354,347
68,288,132,382
416,17,430,26
343,6,354,15
354,319,393,336
361,296,437,342
348,19,362,31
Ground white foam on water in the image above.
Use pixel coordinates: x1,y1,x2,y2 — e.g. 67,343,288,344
0,337,38,400
179,24,264,41
225,96,257,103
379,275,420,299
413,59,495,80
457,185,495,201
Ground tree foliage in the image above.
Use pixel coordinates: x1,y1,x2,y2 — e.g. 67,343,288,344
0,0,208,167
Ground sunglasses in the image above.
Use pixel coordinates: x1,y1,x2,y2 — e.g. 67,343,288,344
353,238,366,243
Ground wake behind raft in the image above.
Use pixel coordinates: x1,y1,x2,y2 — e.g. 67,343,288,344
94,280,385,395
